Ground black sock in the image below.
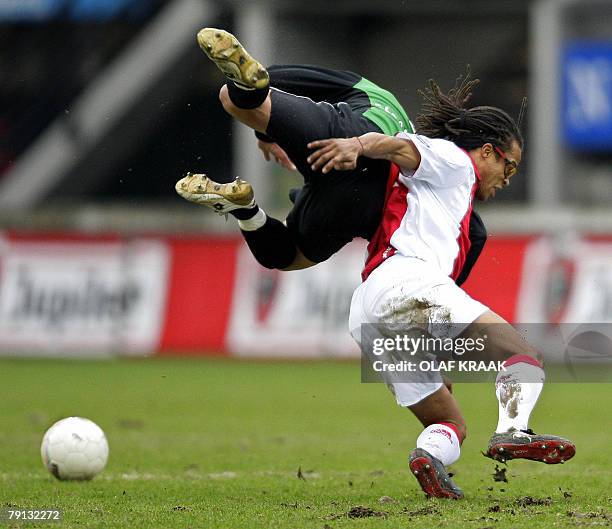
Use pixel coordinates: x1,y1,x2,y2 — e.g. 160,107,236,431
226,81,269,109
240,216,297,269
254,130,274,143
229,204,259,220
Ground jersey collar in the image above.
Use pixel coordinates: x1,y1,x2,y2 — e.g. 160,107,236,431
461,149,482,181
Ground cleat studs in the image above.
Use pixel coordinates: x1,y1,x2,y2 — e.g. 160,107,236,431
498,447,504,453
559,445,565,451
543,458,547,462
541,444,547,449
413,470,419,475
560,459,564,463
424,464,430,470
196,185,204,192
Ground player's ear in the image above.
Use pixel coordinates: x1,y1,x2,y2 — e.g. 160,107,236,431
481,143,494,158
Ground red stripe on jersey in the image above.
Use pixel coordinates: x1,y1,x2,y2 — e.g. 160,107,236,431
450,151,481,281
450,185,477,281
362,163,407,281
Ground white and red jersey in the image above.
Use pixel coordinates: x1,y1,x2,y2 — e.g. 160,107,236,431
362,133,480,281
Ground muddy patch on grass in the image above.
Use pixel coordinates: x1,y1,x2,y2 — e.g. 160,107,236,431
486,504,517,516
515,496,553,507
296,467,319,480
493,465,508,482
559,487,574,499
117,418,144,430
323,506,388,520
567,510,611,526
402,505,440,517
348,506,388,519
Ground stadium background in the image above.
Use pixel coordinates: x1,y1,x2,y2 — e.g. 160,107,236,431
1,0,612,357
1,2,611,528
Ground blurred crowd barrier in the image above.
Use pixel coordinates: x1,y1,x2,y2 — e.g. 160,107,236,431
1,231,611,359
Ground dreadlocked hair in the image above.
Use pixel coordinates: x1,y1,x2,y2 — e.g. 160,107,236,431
416,68,524,152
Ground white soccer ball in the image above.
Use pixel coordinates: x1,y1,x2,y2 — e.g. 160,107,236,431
41,417,109,481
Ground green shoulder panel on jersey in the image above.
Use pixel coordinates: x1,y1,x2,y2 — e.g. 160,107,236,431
354,77,414,136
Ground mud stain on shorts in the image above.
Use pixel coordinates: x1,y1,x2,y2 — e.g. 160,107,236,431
378,296,452,327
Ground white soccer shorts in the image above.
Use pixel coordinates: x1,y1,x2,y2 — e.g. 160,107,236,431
349,254,489,407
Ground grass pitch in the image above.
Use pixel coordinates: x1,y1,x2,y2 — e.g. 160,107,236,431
0,358,610,528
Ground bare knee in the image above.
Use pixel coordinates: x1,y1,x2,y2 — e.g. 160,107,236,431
217,84,271,133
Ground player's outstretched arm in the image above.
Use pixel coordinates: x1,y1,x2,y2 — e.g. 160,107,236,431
307,133,420,174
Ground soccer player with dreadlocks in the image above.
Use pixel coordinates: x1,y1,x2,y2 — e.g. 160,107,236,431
176,28,485,287
308,72,576,499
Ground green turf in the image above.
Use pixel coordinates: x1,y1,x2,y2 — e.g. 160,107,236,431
0,358,610,528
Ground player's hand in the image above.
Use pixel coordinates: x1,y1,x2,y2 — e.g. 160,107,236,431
307,138,362,174
257,140,297,171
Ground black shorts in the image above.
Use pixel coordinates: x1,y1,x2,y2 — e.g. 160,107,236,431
263,65,391,263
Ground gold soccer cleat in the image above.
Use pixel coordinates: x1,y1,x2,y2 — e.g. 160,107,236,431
197,28,269,89
175,173,255,214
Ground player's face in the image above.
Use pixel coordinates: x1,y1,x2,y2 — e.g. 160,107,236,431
476,141,522,201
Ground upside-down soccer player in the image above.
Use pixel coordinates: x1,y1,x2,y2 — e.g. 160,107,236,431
306,75,576,498
176,28,485,287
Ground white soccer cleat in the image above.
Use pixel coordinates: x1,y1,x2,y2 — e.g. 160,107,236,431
175,173,255,214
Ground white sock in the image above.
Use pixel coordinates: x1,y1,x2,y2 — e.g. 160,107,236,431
237,208,267,231
495,355,545,433
416,423,461,466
